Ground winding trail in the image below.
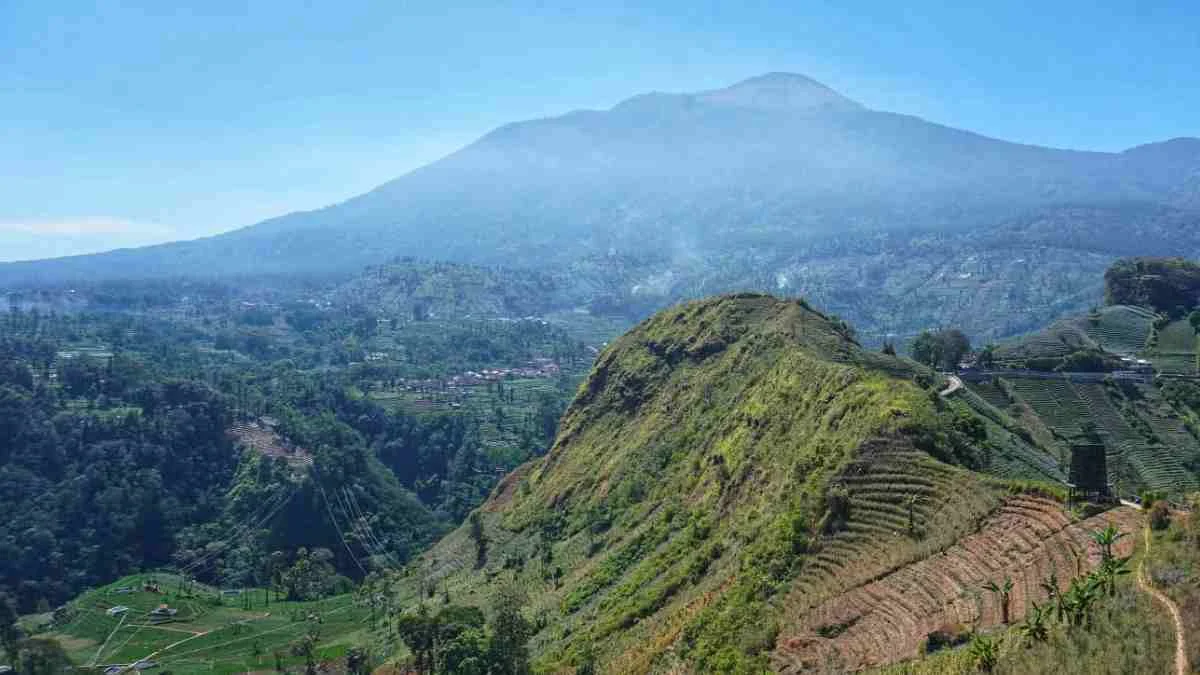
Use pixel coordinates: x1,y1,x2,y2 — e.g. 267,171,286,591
1138,525,1188,675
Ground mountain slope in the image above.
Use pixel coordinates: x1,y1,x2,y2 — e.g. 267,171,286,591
4,73,1198,284
381,294,1084,672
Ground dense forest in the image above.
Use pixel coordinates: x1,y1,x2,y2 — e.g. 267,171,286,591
0,276,595,613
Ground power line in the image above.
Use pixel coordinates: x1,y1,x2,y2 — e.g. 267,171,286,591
345,487,403,570
336,485,391,569
177,489,290,577
312,472,369,576
178,486,296,577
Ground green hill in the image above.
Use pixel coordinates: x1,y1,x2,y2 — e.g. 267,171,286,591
28,292,1182,674
380,294,1070,672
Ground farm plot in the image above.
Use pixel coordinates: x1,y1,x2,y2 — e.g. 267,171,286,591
778,445,1006,628
1150,353,1198,376
965,381,1010,410
993,327,1081,363
1071,383,1151,491
47,573,370,675
772,500,1142,673
1080,305,1155,355
1155,320,1198,354
954,385,1063,482
1003,377,1092,437
1148,319,1198,376
1068,383,1197,495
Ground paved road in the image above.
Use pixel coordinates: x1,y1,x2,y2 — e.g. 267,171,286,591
938,374,963,398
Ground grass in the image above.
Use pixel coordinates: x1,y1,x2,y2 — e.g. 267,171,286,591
383,295,947,674
1144,510,1200,668
1147,319,1198,376
42,573,372,674
1081,305,1156,356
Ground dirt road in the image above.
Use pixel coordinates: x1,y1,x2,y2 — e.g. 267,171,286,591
1138,526,1188,675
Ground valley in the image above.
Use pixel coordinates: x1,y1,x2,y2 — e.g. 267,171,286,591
3,255,1200,675
2,59,1200,674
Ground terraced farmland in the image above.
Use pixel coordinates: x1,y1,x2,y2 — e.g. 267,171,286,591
993,322,1086,363
955,386,1063,482
1080,305,1155,355
965,381,1010,410
1003,377,1091,437
1047,382,1200,495
1155,319,1198,353
1148,319,1198,375
1150,353,1198,376
773,500,1142,672
775,446,1006,644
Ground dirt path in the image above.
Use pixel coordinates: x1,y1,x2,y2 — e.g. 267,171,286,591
123,623,204,635
1138,526,1188,675
116,612,271,673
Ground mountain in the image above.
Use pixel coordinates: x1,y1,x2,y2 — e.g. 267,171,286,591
379,293,1151,672
5,73,1199,340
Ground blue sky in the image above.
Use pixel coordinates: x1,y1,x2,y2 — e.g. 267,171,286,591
2,0,1198,262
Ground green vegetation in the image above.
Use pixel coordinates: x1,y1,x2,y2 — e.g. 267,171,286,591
909,329,971,370
382,294,1021,673
1144,498,1200,667
991,375,1200,496
1083,305,1157,356
1147,319,1198,376
6,255,1199,674
0,274,595,612
871,582,1174,675
31,573,372,674
1105,257,1200,316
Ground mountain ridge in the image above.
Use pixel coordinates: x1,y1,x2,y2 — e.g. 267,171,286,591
3,72,1198,344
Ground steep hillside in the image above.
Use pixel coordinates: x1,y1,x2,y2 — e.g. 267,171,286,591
381,294,1109,673
978,258,1200,497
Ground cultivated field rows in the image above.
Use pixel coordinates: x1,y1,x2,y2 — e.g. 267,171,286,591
773,496,1141,672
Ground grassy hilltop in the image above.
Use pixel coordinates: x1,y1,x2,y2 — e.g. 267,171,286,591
384,294,1051,672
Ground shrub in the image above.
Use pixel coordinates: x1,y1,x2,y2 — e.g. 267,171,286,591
1149,501,1171,531
924,623,971,654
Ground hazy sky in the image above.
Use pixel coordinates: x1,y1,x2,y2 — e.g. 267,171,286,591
2,1,1198,262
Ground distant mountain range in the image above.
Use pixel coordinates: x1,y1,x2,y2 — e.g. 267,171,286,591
5,73,1199,339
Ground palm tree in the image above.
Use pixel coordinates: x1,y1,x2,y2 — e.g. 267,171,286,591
1062,575,1101,627
1040,570,1065,623
1091,524,1126,563
968,634,999,672
984,577,1015,624
1019,602,1049,644
1096,556,1131,597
